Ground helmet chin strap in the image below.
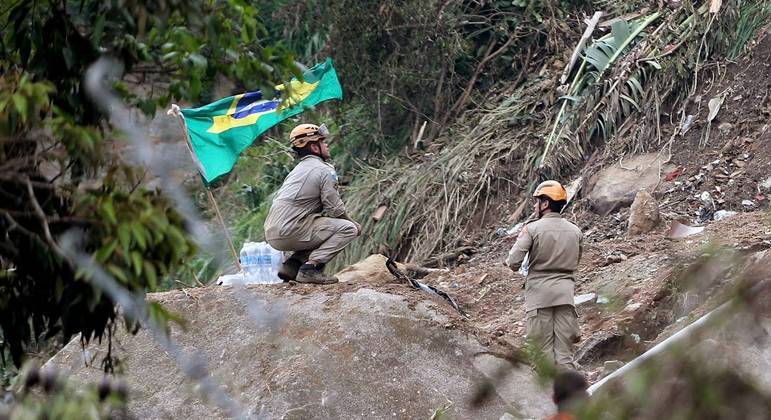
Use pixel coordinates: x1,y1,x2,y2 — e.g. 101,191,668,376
534,198,548,219
310,143,328,161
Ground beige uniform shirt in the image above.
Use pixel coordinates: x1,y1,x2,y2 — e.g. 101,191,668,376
264,156,346,242
506,213,582,311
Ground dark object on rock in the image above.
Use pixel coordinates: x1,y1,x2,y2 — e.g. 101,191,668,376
386,258,468,317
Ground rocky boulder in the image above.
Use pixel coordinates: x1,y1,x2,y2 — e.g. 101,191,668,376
334,254,405,283
627,191,660,236
588,154,675,215
45,284,553,419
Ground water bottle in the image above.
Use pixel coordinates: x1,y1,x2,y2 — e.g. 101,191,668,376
240,244,249,274
242,242,251,281
244,242,257,283
241,241,282,284
256,242,267,282
251,242,262,282
262,242,277,283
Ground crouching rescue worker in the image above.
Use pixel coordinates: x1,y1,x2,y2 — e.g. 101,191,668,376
506,180,582,369
264,123,361,284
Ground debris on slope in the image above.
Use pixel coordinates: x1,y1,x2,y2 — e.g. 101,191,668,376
385,257,468,318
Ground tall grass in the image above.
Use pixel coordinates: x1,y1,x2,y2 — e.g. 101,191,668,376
333,0,771,270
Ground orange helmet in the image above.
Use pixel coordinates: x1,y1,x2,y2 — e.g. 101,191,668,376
289,123,329,148
533,180,567,201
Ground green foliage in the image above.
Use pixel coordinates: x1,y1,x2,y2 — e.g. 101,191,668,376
2,0,299,114
266,0,330,64
147,0,300,104
217,0,583,250
541,12,661,166
82,180,196,292
728,1,771,59
1,363,128,419
583,16,660,83
336,0,771,266
278,0,567,172
580,351,771,419
328,103,396,173
0,0,297,371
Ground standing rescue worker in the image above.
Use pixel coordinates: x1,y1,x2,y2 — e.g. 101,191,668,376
264,123,361,285
506,180,582,369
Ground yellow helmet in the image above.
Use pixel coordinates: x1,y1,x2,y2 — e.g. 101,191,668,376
289,123,329,148
533,180,567,201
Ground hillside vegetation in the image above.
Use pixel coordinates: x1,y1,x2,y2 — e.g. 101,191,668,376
2,0,770,417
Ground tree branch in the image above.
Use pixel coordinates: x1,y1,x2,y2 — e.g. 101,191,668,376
25,177,67,258
442,31,520,126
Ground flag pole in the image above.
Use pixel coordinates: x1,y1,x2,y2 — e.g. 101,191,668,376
168,105,242,272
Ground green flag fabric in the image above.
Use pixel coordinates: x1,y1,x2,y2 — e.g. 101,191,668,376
179,58,343,183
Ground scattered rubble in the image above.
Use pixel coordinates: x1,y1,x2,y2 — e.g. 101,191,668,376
696,191,717,223
623,302,643,313
602,252,628,266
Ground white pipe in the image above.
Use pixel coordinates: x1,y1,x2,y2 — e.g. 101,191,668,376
587,300,733,395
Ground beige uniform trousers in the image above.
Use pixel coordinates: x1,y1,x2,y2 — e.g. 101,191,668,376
266,216,357,264
526,304,580,369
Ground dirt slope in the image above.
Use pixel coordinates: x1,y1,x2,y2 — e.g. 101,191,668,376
417,31,771,382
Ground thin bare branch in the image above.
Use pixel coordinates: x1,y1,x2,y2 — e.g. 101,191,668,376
25,177,67,258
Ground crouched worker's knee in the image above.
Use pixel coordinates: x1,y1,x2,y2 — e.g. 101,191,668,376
339,220,357,237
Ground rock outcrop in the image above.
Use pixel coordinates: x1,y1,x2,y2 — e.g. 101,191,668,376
627,191,660,236
588,154,674,215
46,284,553,419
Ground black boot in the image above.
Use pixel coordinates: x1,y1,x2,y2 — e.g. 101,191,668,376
295,263,338,285
278,258,303,282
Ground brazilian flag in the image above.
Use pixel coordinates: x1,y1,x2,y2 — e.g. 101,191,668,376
180,58,343,183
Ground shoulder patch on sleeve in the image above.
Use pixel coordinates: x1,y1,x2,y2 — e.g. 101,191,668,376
324,168,339,189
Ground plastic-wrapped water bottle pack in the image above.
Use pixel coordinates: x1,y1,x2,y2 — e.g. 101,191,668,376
218,241,283,285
